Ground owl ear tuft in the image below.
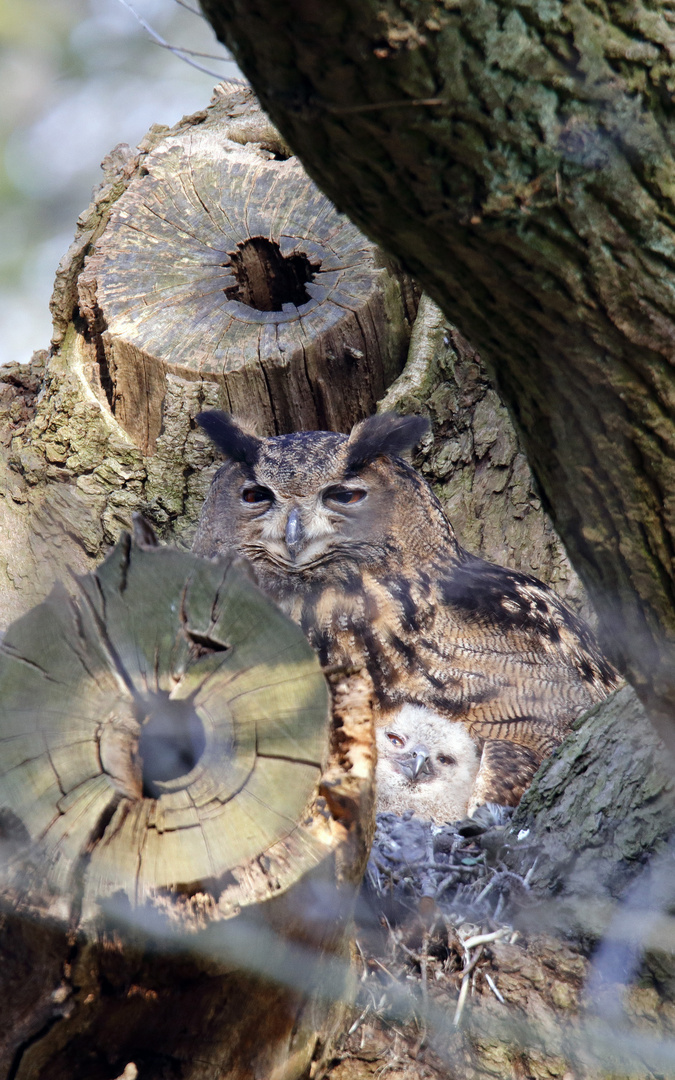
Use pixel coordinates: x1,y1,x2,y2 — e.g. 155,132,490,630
345,412,430,473
196,410,261,469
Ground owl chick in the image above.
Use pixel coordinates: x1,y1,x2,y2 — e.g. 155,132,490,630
376,704,480,822
194,410,617,809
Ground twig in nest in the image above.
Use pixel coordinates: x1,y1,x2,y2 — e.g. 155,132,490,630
347,1003,371,1036
372,957,399,983
354,937,370,982
419,929,430,1016
452,925,511,1026
453,945,483,1027
485,971,506,1004
462,927,509,951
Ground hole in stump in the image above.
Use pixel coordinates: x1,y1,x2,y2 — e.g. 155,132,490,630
137,692,206,797
223,236,320,311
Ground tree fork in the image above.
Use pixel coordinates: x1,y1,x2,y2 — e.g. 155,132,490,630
199,0,675,750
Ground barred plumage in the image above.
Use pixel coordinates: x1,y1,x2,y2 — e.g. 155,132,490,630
194,411,617,814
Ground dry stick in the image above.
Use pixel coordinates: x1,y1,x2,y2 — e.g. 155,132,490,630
354,938,371,983
453,946,484,1027
347,1004,371,1036
452,926,511,1027
461,928,510,951
419,930,430,1014
523,858,539,887
372,957,399,983
485,972,506,1004
115,0,233,78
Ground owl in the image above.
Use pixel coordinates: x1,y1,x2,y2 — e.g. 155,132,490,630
193,410,617,811
376,704,480,821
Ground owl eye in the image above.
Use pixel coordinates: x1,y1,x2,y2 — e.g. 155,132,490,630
323,485,367,506
385,731,404,747
241,485,274,505
437,754,456,766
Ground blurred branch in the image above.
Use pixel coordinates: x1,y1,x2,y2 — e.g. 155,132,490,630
117,0,230,78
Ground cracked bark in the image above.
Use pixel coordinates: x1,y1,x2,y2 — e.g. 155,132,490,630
0,533,376,1080
198,0,675,752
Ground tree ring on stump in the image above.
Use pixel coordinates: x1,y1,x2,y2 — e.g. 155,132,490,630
78,130,417,454
0,534,333,924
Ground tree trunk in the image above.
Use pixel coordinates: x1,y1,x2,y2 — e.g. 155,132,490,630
199,0,675,753
0,530,376,1080
505,684,675,944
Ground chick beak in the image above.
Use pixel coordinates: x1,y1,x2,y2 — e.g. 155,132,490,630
285,507,305,560
396,743,432,782
411,745,431,780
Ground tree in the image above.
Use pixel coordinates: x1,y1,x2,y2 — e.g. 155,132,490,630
198,0,675,756
1,29,674,1078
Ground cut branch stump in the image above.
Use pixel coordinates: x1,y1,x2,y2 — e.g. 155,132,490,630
78,115,416,454
0,532,376,1080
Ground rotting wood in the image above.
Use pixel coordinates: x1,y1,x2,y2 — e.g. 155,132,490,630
77,85,418,456
0,530,376,1080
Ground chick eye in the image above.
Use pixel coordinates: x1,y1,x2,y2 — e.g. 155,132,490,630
241,485,274,505
386,731,404,748
438,754,456,766
324,486,367,506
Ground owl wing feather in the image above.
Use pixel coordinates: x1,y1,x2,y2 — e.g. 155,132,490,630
467,740,542,813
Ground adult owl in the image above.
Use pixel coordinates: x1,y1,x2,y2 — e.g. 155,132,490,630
193,410,617,811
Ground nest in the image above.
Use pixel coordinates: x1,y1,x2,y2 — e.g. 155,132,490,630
334,806,533,1074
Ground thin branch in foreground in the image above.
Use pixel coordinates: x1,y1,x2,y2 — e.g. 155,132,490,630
172,0,204,16
115,0,230,79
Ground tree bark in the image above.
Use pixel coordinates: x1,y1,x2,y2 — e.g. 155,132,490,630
0,531,376,1080
382,294,592,619
505,685,675,939
199,0,675,752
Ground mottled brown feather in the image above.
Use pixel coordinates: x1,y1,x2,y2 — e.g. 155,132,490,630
195,412,618,812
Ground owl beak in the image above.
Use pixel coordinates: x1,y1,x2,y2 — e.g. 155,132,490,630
411,745,432,779
285,507,305,560
396,744,432,782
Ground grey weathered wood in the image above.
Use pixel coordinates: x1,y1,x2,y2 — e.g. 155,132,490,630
78,88,417,455
0,534,376,1080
